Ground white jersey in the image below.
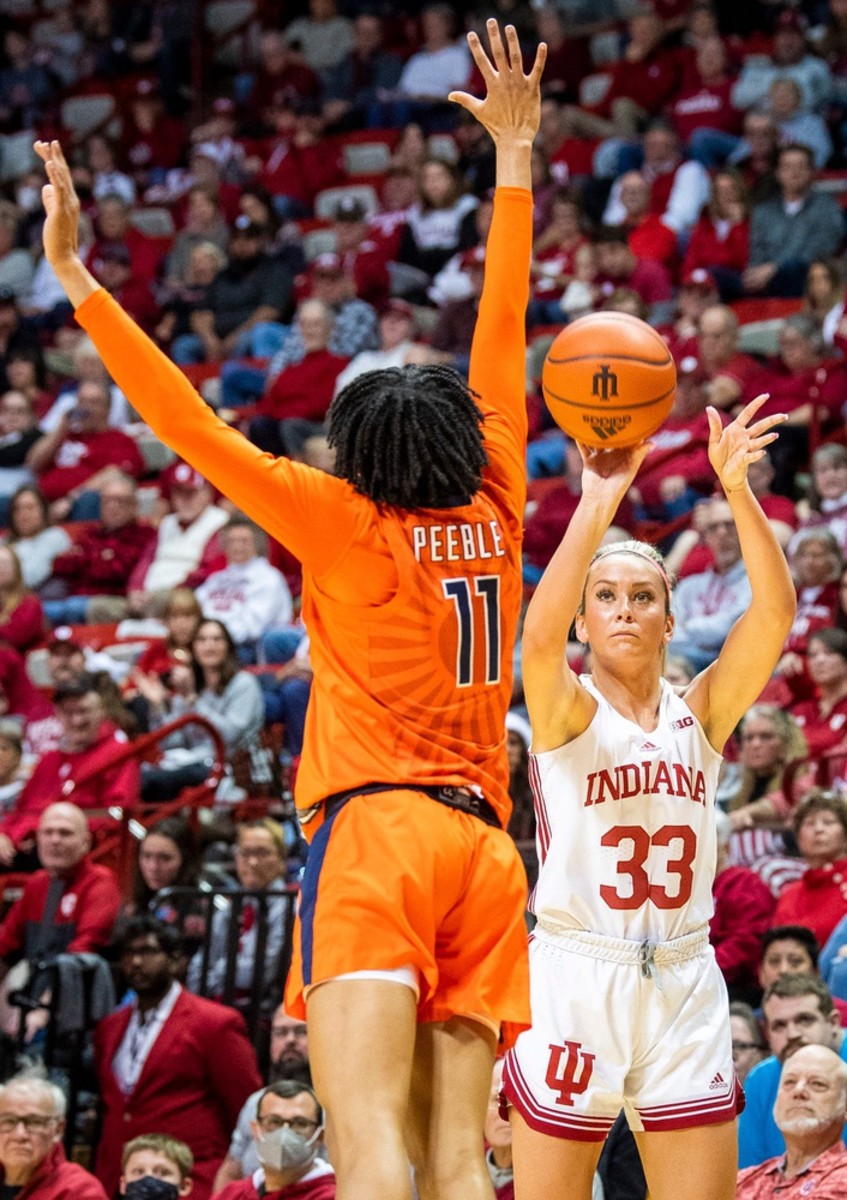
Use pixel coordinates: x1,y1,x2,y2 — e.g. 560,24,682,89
529,676,722,942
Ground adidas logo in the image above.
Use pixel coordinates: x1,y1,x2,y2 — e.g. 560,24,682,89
639,741,659,752
709,1072,725,1091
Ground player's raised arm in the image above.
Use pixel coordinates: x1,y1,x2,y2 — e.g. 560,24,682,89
32,140,355,572
450,24,545,517
685,397,796,749
521,442,652,751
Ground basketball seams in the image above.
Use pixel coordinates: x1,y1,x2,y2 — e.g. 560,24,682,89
546,352,672,367
542,385,676,413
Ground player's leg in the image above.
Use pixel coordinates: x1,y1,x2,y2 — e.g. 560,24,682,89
633,1122,737,1200
405,1016,497,1200
307,978,417,1200
511,1110,603,1200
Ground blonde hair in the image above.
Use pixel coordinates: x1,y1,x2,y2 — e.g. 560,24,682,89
122,1135,193,1179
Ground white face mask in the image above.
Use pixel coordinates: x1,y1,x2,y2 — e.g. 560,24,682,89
256,1124,322,1172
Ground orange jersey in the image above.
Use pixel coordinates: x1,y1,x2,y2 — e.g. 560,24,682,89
76,188,532,833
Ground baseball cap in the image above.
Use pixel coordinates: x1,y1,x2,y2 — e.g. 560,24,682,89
333,196,367,222
47,627,83,654
312,252,345,277
775,8,806,33
460,246,486,270
681,268,718,291
162,461,208,493
379,298,414,320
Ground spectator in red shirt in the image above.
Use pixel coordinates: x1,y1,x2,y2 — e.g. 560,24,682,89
213,1081,334,1200
792,629,847,765
773,791,847,948
684,303,760,410
681,168,750,301
255,96,344,219
328,197,390,307
0,802,121,978
0,545,46,655
247,300,349,457
562,10,682,138
593,225,675,324
45,474,156,627
657,267,720,359
615,170,678,271
246,29,321,131
602,123,712,241
85,195,162,287
777,529,842,697
26,380,145,523
712,810,777,1002
532,6,590,104
0,676,140,868
671,36,742,162
122,80,187,191
0,1074,108,1200
89,244,159,334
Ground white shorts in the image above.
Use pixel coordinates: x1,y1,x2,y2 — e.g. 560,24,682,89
502,924,739,1141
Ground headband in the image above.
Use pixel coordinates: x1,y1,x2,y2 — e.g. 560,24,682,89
591,545,672,597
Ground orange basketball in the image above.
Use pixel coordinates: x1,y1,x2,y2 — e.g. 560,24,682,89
541,312,676,449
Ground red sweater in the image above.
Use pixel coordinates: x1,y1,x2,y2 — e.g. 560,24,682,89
215,1167,336,1200
743,360,847,421
601,49,682,116
773,859,847,948
669,79,741,142
628,214,678,271
2,1143,108,1200
258,138,344,208
52,519,156,596
0,858,121,961
38,430,145,501
682,215,750,275
0,723,140,847
259,350,350,422
711,865,776,993
633,411,715,508
0,594,47,653
791,695,847,763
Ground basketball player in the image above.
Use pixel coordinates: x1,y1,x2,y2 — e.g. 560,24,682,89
35,22,545,1200
503,398,795,1200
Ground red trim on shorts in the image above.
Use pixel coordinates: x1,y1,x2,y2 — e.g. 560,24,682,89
502,1052,614,1143
636,1075,740,1131
528,756,550,865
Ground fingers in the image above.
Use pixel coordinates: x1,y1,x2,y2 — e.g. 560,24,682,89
486,18,510,74
705,405,722,441
734,392,770,426
465,28,497,86
529,39,548,84
448,90,481,114
747,412,787,437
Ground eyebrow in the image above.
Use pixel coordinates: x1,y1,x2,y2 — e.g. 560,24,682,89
592,578,658,588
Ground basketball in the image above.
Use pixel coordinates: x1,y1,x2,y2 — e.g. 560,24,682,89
541,312,677,449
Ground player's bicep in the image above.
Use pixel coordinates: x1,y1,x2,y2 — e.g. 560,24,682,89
522,652,596,752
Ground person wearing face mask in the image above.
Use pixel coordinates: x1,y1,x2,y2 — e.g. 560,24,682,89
120,1135,193,1200
0,1073,107,1200
213,1082,334,1200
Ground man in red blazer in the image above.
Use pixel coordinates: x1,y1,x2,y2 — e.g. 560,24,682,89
94,916,262,1200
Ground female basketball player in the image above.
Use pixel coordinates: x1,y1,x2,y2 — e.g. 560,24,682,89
503,398,795,1200
36,22,545,1200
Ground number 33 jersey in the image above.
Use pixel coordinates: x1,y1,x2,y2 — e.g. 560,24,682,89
529,677,723,943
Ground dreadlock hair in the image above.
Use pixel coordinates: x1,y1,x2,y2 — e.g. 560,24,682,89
327,365,488,509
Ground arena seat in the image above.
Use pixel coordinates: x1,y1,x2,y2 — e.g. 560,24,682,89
314,183,380,220
342,139,394,177
129,207,176,237
579,72,613,109
730,298,802,325
302,227,337,261
427,134,458,163
60,93,120,143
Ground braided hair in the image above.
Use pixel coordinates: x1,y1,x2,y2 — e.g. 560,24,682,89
327,364,488,508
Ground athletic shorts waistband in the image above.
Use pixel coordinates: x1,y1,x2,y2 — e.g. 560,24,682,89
534,919,710,966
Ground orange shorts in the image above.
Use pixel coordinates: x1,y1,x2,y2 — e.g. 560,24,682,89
285,789,530,1042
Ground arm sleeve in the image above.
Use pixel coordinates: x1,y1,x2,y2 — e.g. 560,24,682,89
74,291,361,576
469,188,532,527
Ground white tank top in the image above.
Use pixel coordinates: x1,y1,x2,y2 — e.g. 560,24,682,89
529,676,723,943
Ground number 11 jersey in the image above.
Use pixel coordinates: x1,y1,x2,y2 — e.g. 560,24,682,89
529,678,723,943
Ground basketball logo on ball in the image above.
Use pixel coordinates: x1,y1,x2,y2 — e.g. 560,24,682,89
542,312,677,449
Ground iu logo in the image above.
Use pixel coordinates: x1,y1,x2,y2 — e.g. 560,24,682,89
591,365,619,400
545,1041,596,1106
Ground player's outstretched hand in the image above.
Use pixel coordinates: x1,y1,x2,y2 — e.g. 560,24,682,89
33,140,80,268
707,395,786,494
577,440,652,505
449,20,546,144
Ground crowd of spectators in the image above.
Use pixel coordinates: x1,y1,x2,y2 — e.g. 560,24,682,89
11,0,847,1195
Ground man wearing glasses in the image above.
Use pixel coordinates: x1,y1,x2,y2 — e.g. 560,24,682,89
93,916,262,1200
0,1073,107,1200
214,1082,334,1200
